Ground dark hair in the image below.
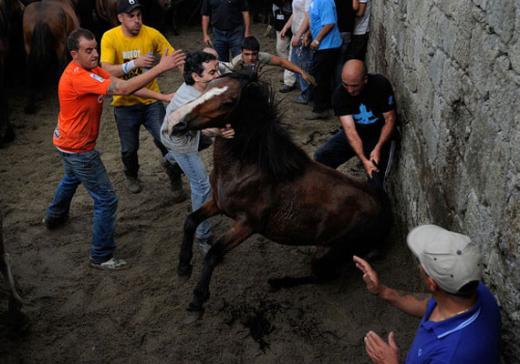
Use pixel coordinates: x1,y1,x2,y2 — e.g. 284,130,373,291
67,28,95,52
241,36,260,52
451,280,479,298
183,51,217,85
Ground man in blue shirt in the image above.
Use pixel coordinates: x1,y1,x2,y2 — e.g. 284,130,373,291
305,0,342,120
354,225,501,364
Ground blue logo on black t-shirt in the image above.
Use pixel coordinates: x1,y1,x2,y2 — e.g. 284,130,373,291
353,103,379,125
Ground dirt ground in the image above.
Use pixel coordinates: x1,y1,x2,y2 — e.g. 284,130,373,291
0,24,422,363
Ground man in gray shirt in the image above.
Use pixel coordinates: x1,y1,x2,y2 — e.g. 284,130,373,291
161,51,234,254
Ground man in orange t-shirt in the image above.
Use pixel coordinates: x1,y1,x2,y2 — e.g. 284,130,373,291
45,28,185,271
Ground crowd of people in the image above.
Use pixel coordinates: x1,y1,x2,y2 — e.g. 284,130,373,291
41,0,501,362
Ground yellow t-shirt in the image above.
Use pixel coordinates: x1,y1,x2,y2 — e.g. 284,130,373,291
100,25,174,107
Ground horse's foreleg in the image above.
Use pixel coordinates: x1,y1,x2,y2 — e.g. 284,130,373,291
177,199,220,278
188,221,253,313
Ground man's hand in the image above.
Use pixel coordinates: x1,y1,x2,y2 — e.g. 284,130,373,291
302,33,311,47
301,71,317,87
157,49,186,71
134,53,156,69
280,28,288,39
203,34,212,47
310,39,319,50
353,255,382,295
370,147,382,166
245,29,252,37
364,331,400,364
291,35,300,48
161,92,175,102
218,124,235,139
362,159,379,178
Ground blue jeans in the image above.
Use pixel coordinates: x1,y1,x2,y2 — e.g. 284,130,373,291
314,129,391,190
114,101,170,178
165,150,212,240
290,42,313,101
46,150,118,263
212,26,244,62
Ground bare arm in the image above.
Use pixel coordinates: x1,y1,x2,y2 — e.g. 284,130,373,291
133,88,174,102
271,55,317,86
291,13,310,47
339,114,378,177
369,109,396,166
352,0,360,11
353,256,429,318
356,2,367,17
101,53,156,78
280,14,293,38
242,11,251,37
310,23,335,49
107,49,185,96
202,15,211,45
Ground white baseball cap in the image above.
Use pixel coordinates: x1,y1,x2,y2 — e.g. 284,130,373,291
407,224,482,294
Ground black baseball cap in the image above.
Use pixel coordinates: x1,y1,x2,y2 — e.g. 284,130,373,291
117,0,142,14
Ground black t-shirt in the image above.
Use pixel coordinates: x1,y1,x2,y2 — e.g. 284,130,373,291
334,0,355,33
201,0,249,31
333,74,396,137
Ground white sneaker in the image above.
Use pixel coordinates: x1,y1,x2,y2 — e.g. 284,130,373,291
90,257,129,271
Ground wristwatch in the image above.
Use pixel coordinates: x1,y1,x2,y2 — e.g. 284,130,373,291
312,39,320,45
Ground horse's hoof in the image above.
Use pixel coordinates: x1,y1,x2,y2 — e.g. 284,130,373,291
267,278,283,292
184,306,204,324
177,264,192,278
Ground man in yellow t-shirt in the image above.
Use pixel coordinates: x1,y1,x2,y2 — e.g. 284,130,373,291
100,0,186,200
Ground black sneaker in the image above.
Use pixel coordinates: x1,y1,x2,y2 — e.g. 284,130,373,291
43,215,68,230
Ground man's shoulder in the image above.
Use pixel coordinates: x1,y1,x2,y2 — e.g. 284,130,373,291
101,26,121,41
368,73,391,86
230,54,243,67
141,25,163,38
258,52,273,64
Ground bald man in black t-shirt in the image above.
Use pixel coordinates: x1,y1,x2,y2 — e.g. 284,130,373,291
314,60,396,189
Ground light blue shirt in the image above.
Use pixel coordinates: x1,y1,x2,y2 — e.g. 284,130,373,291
309,0,341,50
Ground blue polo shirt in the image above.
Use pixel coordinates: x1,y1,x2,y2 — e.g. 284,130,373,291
309,0,342,50
405,283,501,364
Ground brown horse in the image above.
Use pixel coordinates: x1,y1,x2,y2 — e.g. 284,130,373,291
166,72,392,316
0,0,24,145
22,0,79,113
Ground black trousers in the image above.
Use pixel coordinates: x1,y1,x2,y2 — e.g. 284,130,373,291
309,48,339,112
346,33,369,61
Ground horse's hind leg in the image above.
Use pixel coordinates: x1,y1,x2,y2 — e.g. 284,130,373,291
177,199,220,278
188,220,252,315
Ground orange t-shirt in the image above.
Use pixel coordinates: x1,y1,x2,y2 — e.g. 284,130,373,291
53,61,112,153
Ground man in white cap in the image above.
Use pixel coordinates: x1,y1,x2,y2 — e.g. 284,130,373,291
353,224,501,364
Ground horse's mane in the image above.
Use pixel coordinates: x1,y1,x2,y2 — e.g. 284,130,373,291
224,71,311,182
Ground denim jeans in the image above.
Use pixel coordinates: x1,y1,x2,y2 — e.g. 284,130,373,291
165,150,212,240
212,26,244,62
314,129,391,190
46,150,118,263
290,42,313,101
114,101,173,178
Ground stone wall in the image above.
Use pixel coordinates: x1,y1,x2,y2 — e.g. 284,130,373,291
367,0,520,361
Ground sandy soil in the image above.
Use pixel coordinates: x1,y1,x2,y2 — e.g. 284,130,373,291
0,24,422,363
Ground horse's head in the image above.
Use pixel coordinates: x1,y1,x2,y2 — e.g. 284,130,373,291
169,75,246,134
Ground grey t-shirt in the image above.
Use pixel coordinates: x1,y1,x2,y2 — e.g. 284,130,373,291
354,0,370,35
230,52,274,70
161,83,202,153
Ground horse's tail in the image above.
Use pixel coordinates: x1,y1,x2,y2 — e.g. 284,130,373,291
25,21,55,113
